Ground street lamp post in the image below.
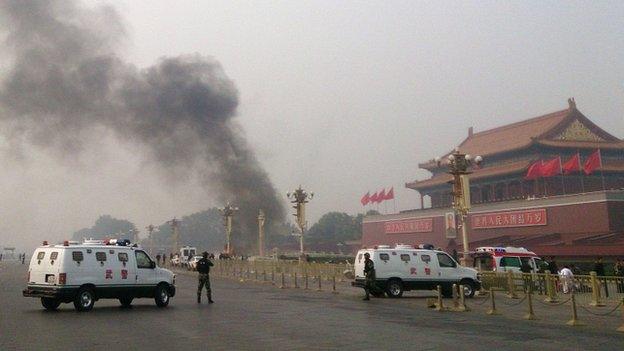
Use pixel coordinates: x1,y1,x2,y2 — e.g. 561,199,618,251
258,209,265,257
218,203,239,255
436,149,482,266
287,185,313,261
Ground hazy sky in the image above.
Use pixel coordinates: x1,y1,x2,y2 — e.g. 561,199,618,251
1,0,623,251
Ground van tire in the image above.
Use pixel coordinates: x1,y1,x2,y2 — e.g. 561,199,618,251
386,279,404,298
41,297,61,311
460,280,476,298
74,287,95,311
155,284,170,307
119,297,133,308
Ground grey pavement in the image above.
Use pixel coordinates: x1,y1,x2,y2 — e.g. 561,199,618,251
1,261,622,351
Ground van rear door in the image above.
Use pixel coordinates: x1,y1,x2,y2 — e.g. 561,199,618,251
29,249,60,285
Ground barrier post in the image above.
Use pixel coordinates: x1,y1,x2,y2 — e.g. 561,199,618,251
590,272,605,307
458,285,469,312
332,275,337,294
566,291,584,326
507,270,518,299
452,284,460,310
486,289,500,315
545,271,559,303
435,285,446,312
317,275,322,291
524,286,537,320
617,298,624,332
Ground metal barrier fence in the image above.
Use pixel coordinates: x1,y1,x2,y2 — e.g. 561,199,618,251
211,260,351,288
479,271,624,306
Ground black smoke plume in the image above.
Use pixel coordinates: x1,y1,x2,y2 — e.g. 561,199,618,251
0,0,285,251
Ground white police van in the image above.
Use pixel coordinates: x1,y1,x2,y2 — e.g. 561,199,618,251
352,245,481,298
23,239,176,311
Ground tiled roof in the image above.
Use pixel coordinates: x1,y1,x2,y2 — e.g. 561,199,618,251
406,160,532,190
536,139,624,150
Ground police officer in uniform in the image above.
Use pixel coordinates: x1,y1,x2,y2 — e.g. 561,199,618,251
363,252,375,301
197,251,214,304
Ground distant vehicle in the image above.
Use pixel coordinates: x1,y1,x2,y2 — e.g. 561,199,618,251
472,246,543,273
187,255,203,271
23,239,176,311
352,244,481,298
178,246,197,266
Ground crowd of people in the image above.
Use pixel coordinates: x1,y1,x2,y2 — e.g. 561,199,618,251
535,256,624,294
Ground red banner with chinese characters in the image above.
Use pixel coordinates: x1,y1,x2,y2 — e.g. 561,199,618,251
471,208,547,229
384,218,433,234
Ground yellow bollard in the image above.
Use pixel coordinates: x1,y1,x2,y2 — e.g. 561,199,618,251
590,271,605,307
545,271,559,303
435,285,446,312
566,292,584,326
507,270,518,299
332,275,337,294
452,284,460,310
486,289,500,315
458,285,469,312
524,286,537,320
617,298,624,332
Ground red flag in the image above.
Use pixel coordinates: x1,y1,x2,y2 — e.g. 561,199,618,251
562,154,581,175
584,149,602,175
525,160,543,180
377,189,386,203
384,187,395,200
541,157,562,177
360,192,370,206
369,192,379,203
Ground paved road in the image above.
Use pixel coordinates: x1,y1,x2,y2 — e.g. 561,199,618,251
1,262,622,350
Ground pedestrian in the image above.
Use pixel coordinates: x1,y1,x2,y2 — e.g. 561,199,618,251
197,251,214,304
21,253,25,265
162,254,166,266
548,256,558,274
593,257,605,276
615,259,624,293
559,265,574,294
363,252,376,301
156,254,161,265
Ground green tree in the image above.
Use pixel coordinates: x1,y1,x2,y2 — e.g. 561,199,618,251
305,212,362,245
71,215,136,241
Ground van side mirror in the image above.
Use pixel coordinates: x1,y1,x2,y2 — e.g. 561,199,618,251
150,261,156,269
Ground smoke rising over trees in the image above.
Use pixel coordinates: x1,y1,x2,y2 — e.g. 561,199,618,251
0,0,285,251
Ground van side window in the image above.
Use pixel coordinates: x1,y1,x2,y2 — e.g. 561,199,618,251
400,254,410,262
500,257,521,268
118,252,128,262
50,252,58,260
72,251,84,262
421,254,431,263
379,253,390,261
37,252,45,260
135,251,152,268
437,253,456,268
96,252,107,262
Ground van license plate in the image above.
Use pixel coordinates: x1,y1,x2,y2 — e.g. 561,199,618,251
46,275,55,284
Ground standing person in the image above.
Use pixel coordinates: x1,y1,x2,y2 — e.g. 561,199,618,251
363,252,376,301
594,257,608,296
559,265,574,294
156,254,161,266
548,256,558,274
615,259,624,293
197,251,214,304
21,253,25,265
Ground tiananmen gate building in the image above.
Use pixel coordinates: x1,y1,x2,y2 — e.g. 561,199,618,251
362,99,624,259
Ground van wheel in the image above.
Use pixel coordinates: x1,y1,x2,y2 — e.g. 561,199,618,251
155,284,170,307
386,279,404,298
119,297,133,308
41,297,61,311
74,288,95,311
461,280,476,298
